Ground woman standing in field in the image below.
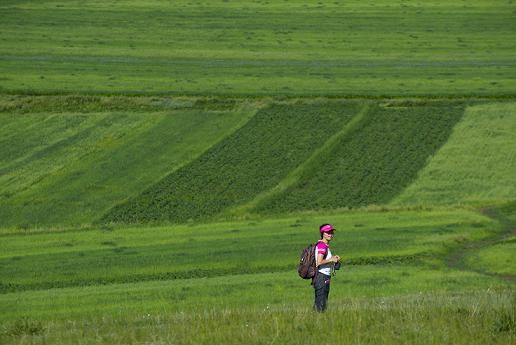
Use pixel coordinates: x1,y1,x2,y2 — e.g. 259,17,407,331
313,224,341,312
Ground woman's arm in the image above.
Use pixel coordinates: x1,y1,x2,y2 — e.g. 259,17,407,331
317,254,340,266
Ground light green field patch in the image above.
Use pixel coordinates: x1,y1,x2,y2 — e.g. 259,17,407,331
0,175,512,344
392,102,516,206
467,239,516,276
0,108,253,228
0,266,505,321
0,208,499,301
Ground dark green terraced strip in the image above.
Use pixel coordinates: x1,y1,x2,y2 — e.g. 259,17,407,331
258,103,465,213
102,101,361,223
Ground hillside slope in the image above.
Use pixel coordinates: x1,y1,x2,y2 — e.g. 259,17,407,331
102,101,361,223
2,98,514,228
0,105,253,228
101,100,480,224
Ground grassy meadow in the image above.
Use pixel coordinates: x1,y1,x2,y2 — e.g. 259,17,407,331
1,0,515,344
1,98,515,345
0,96,257,227
0,0,515,96
1,208,514,344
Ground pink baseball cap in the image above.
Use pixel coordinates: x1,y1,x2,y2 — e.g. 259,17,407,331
319,224,336,234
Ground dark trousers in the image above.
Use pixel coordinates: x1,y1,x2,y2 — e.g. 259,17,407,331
313,272,331,312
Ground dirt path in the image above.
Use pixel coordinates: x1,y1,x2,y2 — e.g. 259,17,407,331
446,204,515,284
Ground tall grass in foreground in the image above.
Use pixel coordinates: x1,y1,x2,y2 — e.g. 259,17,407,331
1,290,513,345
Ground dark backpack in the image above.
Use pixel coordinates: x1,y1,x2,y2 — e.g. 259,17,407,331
298,243,317,279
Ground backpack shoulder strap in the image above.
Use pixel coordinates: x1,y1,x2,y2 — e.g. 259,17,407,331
315,241,329,267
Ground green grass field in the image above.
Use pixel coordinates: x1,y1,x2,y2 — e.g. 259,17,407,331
1,0,515,96
1,207,514,344
102,101,361,223
0,102,255,228
0,0,515,344
0,208,497,294
0,98,514,344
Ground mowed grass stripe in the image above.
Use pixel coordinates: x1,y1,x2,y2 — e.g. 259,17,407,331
257,102,465,213
1,0,514,95
392,102,516,206
0,109,253,227
0,266,504,322
0,112,105,170
0,209,495,293
102,102,360,223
